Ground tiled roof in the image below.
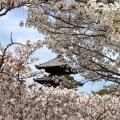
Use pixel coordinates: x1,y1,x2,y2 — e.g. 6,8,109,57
35,56,68,68
35,55,79,74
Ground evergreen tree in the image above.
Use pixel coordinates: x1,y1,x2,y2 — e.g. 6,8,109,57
92,84,120,97
62,75,84,90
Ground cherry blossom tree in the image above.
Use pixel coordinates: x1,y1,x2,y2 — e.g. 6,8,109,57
24,0,120,84
1,83,120,119
0,39,45,119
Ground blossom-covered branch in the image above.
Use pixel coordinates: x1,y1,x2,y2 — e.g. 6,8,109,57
23,0,120,83
0,0,51,16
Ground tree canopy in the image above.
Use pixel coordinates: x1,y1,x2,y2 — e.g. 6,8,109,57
0,1,120,119
2,0,119,84
1,1,120,84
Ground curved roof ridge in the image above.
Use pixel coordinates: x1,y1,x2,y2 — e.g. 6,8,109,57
35,56,67,68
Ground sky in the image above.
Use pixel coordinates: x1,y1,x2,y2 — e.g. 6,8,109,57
0,7,112,92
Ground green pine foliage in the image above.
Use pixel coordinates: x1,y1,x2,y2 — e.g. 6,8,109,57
95,89,110,96
93,84,120,96
62,75,83,90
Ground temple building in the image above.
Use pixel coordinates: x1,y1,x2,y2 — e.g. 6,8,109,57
34,55,83,88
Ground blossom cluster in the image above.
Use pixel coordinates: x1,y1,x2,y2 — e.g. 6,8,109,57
1,84,120,120
0,40,44,80
0,0,45,16
50,75,81,89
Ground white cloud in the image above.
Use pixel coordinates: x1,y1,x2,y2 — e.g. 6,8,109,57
0,8,44,44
